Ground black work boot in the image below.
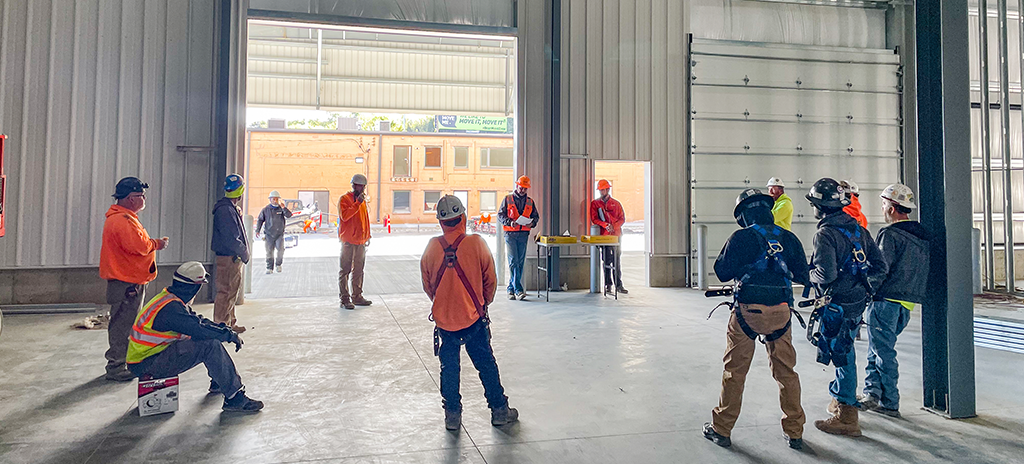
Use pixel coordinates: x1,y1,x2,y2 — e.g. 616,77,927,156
445,409,462,431
491,405,519,426
616,286,629,294
786,436,804,450
703,422,731,447
223,390,264,412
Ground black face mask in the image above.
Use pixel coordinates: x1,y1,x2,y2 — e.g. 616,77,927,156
168,281,203,305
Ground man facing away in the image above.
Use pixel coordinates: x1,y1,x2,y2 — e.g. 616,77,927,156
255,190,293,275
589,179,628,294
420,195,518,431
338,174,372,310
841,180,868,229
497,175,539,301
211,174,250,333
100,177,169,381
858,183,929,418
805,178,886,437
126,262,263,412
766,177,793,231
703,188,810,451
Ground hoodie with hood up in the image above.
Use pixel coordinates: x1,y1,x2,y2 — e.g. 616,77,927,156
420,216,497,332
810,211,887,306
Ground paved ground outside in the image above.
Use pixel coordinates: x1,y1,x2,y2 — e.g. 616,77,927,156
1,285,1020,463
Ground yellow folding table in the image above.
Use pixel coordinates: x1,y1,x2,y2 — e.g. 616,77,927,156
535,235,578,302
581,235,621,299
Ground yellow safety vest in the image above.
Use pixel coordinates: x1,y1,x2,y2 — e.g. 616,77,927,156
126,289,189,364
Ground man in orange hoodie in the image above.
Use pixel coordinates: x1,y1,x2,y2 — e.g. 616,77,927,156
420,195,519,431
589,179,628,294
338,174,372,310
99,177,169,381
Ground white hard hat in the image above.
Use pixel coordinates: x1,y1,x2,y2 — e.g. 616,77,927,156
351,174,368,185
173,261,209,285
766,177,785,188
268,190,281,199
880,183,917,209
435,194,466,220
843,180,860,195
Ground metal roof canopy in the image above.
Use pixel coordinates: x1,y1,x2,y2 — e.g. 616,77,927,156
247,19,517,116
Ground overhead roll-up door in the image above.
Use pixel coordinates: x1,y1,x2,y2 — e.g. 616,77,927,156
688,38,903,286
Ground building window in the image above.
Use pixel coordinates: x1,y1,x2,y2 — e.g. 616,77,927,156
454,147,469,169
424,191,441,212
480,191,498,212
480,147,513,169
425,146,442,168
394,146,411,177
393,191,411,214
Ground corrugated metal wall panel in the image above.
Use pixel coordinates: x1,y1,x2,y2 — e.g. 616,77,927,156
690,0,887,49
249,0,514,29
557,0,687,257
0,0,221,268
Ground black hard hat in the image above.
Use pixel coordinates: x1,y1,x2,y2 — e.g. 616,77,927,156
733,188,774,218
113,177,149,199
806,178,849,209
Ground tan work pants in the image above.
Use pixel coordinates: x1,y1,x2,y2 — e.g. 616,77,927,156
339,242,366,303
712,303,805,439
214,256,243,326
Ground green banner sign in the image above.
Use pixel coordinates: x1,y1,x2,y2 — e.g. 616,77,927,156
435,115,509,132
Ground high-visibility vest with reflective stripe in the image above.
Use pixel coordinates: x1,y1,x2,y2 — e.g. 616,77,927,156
503,195,534,232
126,289,189,364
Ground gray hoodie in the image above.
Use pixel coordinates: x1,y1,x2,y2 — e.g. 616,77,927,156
874,220,930,303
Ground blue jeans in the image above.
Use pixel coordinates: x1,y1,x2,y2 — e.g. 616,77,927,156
438,319,508,412
863,300,911,409
505,232,529,294
829,324,861,406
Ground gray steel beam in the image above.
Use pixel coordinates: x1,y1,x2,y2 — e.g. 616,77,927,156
915,0,977,419
998,0,1015,291
981,0,996,290
548,0,561,291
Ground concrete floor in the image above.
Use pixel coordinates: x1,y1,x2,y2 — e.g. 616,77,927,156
1,285,1022,463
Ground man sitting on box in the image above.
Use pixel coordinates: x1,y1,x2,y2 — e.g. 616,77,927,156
126,261,263,412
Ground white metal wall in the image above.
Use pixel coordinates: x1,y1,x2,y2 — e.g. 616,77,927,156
0,0,223,268
249,0,515,29
689,39,903,285
691,0,887,49
556,0,688,257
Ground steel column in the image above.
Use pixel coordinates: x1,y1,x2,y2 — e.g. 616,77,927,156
547,0,561,291
998,0,1015,291
316,29,323,109
915,0,977,418
979,0,996,290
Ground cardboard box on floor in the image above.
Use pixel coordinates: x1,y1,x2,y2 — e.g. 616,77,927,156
138,377,179,417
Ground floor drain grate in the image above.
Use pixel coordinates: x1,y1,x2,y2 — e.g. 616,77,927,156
974,317,1024,355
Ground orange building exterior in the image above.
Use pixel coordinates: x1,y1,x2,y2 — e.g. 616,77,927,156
246,129,516,224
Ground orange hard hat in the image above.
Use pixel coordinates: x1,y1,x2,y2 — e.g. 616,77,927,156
516,175,531,188
597,179,612,190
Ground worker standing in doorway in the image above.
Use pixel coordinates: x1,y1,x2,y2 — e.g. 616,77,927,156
99,177,169,381
841,180,868,229
805,178,886,437
589,179,628,294
858,184,929,418
703,188,810,450
338,174,372,310
255,190,293,275
766,178,793,231
212,174,250,333
497,176,539,300
126,262,263,412
420,195,519,431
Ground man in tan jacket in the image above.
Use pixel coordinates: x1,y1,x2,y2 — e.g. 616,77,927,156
421,195,518,432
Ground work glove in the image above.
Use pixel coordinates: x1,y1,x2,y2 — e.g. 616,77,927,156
227,331,244,352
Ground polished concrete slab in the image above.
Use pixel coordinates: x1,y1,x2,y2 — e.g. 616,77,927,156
1,285,1022,463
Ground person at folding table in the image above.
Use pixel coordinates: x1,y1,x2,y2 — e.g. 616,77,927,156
589,179,628,294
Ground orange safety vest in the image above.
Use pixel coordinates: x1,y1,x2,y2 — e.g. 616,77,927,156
503,195,534,232
126,289,190,364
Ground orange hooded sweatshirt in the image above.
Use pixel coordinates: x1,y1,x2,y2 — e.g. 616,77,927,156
338,192,371,245
100,205,160,284
420,216,496,332
844,195,868,229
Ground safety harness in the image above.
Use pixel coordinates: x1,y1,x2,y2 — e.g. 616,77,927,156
804,225,871,366
431,234,489,356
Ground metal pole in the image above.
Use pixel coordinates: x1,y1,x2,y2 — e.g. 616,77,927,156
240,214,254,302
548,0,562,292
497,226,506,288
696,224,708,290
376,134,382,222
591,225,600,293
998,0,1015,291
973,228,984,295
980,0,996,290
316,29,323,110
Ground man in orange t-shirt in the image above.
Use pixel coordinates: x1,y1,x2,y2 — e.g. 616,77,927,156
99,177,169,381
338,174,372,310
420,195,518,431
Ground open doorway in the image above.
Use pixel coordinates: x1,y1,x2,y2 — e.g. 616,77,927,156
593,161,650,289
243,20,517,300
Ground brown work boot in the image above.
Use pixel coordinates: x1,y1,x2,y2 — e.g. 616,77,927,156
827,397,840,416
231,325,247,334
352,296,373,306
814,404,862,437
